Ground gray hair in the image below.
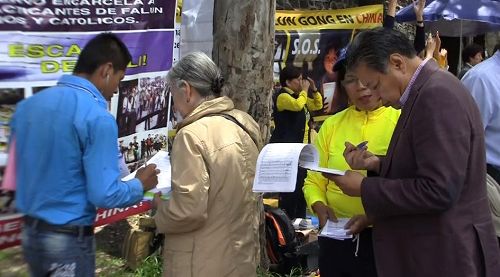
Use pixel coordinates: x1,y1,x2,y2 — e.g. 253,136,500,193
167,52,224,96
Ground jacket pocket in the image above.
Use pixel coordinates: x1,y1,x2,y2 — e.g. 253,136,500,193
163,236,194,277
473,221,500,276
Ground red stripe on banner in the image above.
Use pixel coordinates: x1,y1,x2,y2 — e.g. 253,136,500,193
0,214,23,250
95,201,152,227
0,201,152,250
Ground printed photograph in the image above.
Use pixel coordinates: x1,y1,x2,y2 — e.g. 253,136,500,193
32,86,50,94
118,129,168,173
0,88,25,155
117,75,169,137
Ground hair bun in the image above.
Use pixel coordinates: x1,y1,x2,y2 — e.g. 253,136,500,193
211,75,224,95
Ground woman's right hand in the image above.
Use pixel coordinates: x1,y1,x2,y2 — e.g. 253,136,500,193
312,201,337,228
343,142,380,172
300,78,311,92
425,34,437,60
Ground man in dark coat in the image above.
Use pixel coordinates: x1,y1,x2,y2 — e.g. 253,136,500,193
325,27,500,277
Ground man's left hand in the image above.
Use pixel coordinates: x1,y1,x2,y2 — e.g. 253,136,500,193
322,170,364,196
345,215,373,235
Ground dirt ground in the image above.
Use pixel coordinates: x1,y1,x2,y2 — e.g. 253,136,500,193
0,215,147,277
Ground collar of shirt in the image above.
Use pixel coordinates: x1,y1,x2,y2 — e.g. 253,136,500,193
399,58,430,107
57,74,107,109
283,86,298,95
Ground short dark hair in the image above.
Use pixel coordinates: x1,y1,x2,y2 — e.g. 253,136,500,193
346,27,417,73
279,66,301,87
333,65,349,112
461,44,483,64
74,33,132,74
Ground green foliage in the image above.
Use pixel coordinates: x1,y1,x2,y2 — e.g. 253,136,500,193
130,255,308,277
134,254,163,277
257,267,305,277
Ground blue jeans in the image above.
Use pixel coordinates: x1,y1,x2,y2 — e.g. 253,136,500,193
22,224,96,277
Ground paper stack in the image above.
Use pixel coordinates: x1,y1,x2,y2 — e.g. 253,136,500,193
319,218,353,240
253,143,345,193
122,150,172,200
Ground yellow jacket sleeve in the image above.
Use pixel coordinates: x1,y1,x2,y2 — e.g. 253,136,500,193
306,91,324,111
276,91,307,112
303,119,331,213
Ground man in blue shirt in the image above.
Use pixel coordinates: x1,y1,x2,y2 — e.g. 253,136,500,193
462,44,500,246
462,44,500,184
11,33,159,276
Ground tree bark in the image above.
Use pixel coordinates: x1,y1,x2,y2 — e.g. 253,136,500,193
212,0,275,143
212,0,275,271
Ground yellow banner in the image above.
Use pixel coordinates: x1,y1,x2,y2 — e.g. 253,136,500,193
275,4,383,31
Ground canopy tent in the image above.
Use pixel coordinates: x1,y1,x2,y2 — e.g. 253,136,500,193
395,0,500,37
396,0,500,72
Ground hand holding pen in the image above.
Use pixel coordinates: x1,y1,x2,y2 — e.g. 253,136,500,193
356,141,368,150
343,141,380,173
135,158,160,191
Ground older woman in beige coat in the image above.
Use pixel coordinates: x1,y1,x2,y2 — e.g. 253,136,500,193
154,52,263,277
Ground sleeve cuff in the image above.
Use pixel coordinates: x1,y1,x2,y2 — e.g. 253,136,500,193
126,178,145,202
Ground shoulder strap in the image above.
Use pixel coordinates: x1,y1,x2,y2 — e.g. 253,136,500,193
205,113,258,148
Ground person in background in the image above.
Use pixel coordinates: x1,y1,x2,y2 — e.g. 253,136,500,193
324,27,500,277
385,0,426,54
270,65,323,219
303,47,400,277
425,31,449,70
461,43,500,246
11,33,159,276
154,52,262,277
458,43,484,79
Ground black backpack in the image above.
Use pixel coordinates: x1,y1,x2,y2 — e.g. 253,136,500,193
264,204,300,274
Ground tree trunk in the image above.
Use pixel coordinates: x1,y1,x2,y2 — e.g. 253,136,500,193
212,0,275,271
212,0,275,143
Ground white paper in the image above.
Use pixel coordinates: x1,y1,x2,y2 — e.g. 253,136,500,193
319,218,353,240
322,82,336,112
252,143,302,192
253,143,345,192
297,145,344,175
122,150,172,200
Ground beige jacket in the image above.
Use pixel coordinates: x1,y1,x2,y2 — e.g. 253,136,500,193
154,97,263,277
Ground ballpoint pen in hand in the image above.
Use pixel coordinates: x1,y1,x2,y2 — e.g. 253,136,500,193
356,141,368,149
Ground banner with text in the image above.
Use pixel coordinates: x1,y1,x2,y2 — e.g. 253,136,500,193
0,0,178,249
0,0,176,32
275,4,383,31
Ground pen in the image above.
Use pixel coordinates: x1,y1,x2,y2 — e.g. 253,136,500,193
356,141,368,149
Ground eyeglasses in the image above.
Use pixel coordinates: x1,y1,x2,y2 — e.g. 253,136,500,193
341,77,359,87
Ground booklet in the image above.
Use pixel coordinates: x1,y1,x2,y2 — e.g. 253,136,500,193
319,218,353,240
252,143,345,192
122,150,172,200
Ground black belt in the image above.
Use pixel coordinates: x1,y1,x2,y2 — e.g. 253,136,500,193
24,215,94,237
487,164,500,184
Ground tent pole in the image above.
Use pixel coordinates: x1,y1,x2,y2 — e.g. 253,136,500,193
458,20,463,73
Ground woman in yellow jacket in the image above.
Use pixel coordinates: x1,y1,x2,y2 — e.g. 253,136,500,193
271,65,323,219
303,48,400,277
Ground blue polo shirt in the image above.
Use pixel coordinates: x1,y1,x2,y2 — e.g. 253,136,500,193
12,75,143,226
